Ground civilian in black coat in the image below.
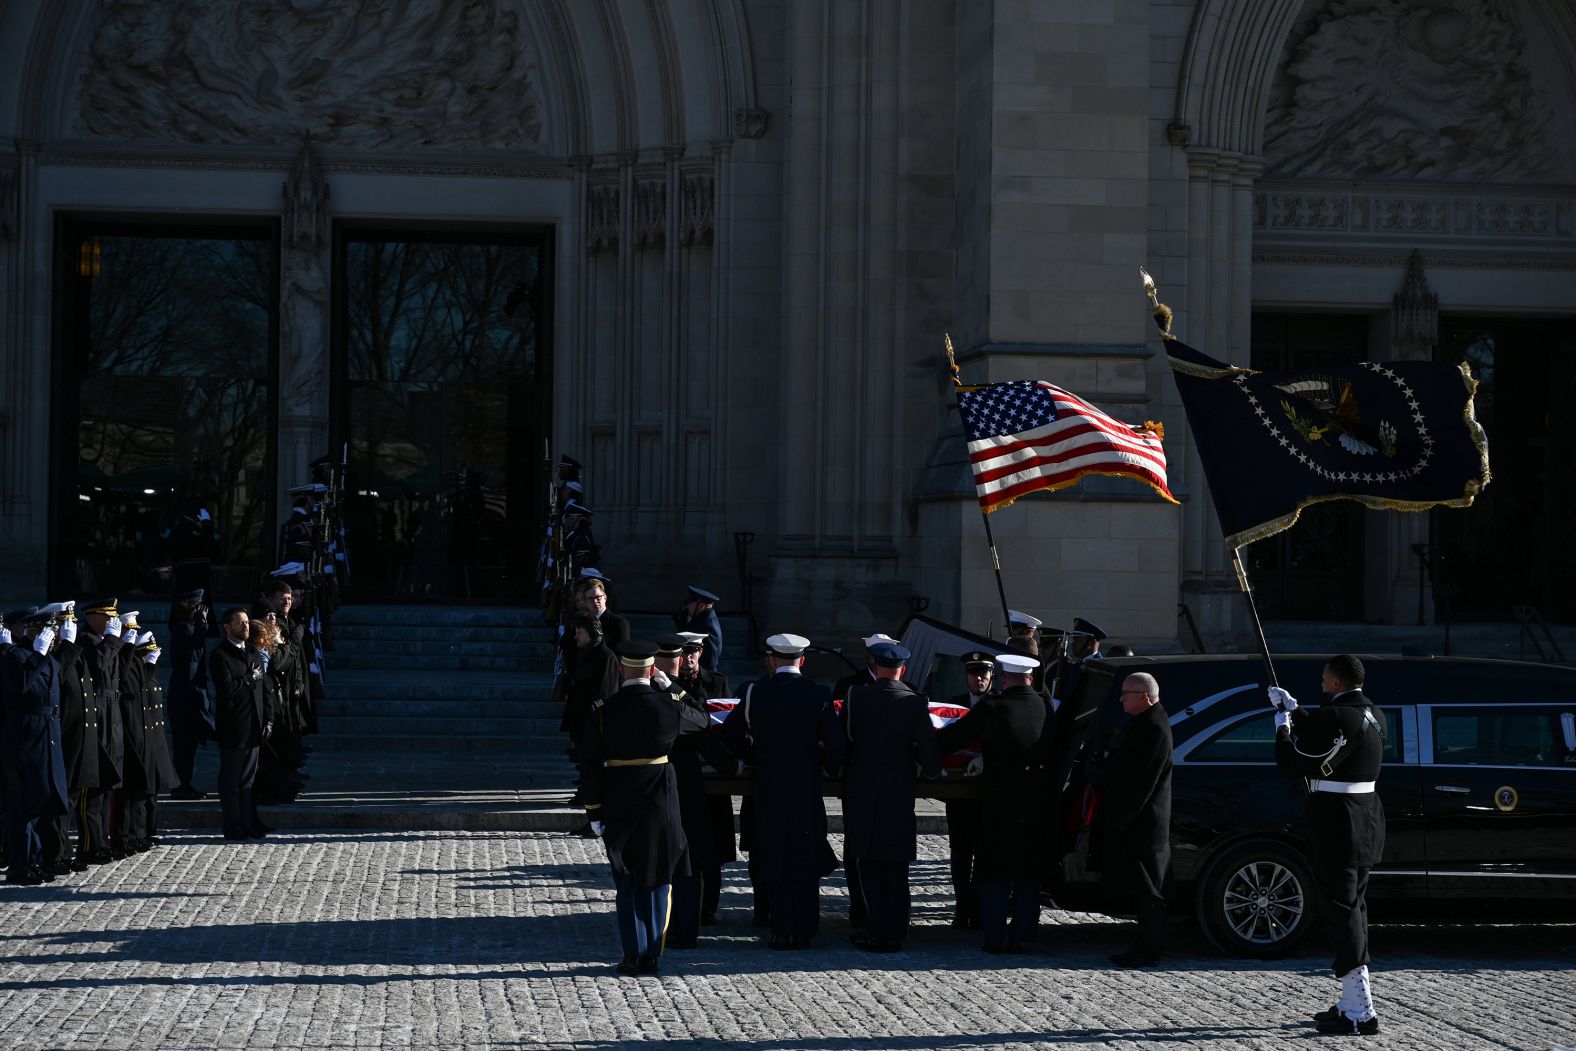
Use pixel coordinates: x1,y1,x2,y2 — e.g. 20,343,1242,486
1101,672,1173,967
209,609,271,840
560,614,620,746
936,653,1054,953
840,642,941,951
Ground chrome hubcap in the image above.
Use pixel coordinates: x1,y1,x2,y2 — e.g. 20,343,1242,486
1222,860,1304,944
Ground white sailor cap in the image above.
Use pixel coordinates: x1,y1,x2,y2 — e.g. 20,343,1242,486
1007,610,1042,630
861,632,898,648
996,653,1040,674
38,601,71,618
765,633,811,657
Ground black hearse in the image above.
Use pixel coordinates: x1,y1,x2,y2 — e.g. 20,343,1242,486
899,617,1576,958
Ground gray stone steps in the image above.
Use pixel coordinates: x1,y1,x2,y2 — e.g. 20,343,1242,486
330,654,537,672
331,624,555,643
311,733,564,753
330,679,555,699
314,714,561,737
315,699,562,719
325,639,555,659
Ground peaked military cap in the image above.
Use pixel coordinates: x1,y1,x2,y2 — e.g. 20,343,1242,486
861,632,898,648
764,633,811,657
686,585,720,604
1072,617,1107,641
80,596,119,616
867,641,910,668
653,633,687,658
617,639,658,668
960,650,995,670
677,631,708,651
1007,609,1042,630
997,653,1040,673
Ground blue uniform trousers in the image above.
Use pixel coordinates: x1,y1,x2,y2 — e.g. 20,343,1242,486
979,878,1040,950
856,859,911,944
4,809,41,876
613,873,672,962
768,878,820,940
668,873,703,944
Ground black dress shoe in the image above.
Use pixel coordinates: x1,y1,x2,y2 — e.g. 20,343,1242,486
636,955,660,976
247,829,269,840
253,821,276,834
1312,1004,1343,1026
615,959,639,976
36,866,57,883
47,861,72,876
1109,949,1160,968
5,869,44,886
752,910,772,928
1316,1013,1379,1036
790,936,814,950
570,823,598,839
768,935,793,950
70,859,90,873
86,851,114,865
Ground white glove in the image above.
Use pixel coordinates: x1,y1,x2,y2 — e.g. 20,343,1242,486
60,619,77,643
105,616,123,639
590,821,605,836
33,627,56,654
0,627,11,646
144,649,161,666
1267,686,1298,713
965,755,985,777
652,669,671,689
1274,710,1292,733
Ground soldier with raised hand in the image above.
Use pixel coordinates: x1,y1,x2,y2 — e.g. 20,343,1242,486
38,601,97,874
841,641,941,953
1,608,70,885
578,640,710,977
671,586,723,673
76,598,126,864
112,611,149,855
130,632,177,851
1271,654,1387,1037
720,633,847,950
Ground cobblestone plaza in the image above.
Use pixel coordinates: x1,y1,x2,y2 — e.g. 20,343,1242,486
3,832,1572,1051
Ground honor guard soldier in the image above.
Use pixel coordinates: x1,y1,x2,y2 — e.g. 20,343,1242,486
831,631,898,928
650,634,739,949
77,598,126,864
1271,655,1386,1036
129,632,177,850
675,632,736,924
1101,672,1173,967
936,652,1055,953
167,589,215,799
578,640,710,976
939,651,995,928
672,587,724,672
721,633,847,949
39,601,97,873
1,608,70,884
841,641,941,952
112,611,149,854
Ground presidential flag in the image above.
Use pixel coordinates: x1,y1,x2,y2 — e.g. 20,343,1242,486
955,380,1176,513
1166,337,1491,548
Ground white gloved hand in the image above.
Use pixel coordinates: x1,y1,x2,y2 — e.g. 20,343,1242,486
1274,710,1292,733
0,627,11,646
104,616,123,639
590,821,605,837
965,755,985,777
144,649,162,666
652,669,671,689
33,627,56,654
1268,686,1298,713
60,619,77,643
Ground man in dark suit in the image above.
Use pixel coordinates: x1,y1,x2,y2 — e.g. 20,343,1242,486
209,608,271,840
1272,654,1387,1036
721,633,847,949
578,640,710,976
936,652,1055,954
841,641,941,952
1101,671,1173,968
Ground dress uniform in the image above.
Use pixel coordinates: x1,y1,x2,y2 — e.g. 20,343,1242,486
936,653,1055,953
167,590,214,798
77,598,126,863
675,632,735,924
831,633,890,929
1100,672,1173,967
941,651,995,927
720,634,847,949
113,612,149,853
671,586,724,673
1,609,70,884
578,641,710,976
40,602,98,872
840,642,941,952
129,633,177,850
1272,655,1386,1036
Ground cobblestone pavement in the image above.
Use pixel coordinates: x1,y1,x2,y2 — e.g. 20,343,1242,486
3,832,1572,1051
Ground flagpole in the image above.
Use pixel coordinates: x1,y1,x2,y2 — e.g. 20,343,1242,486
1231,547,1280,688
980,510,1013,635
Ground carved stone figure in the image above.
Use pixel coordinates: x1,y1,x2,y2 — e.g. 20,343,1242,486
1264,0,1563,183
1392,251,1437,360
680,173,714,247
284,136,330,252
587,184,619,255
281,250,328,409
75,0,545,151
633,179,666,251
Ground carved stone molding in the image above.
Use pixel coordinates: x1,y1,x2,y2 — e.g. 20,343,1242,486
633,178,666,251
1165,121,1191,148
680,173,714,247
587,184,619,255
1392,251,1438,360
1254,249,1576,272
283,136,330,253
74,1,546,151
734,108,769,139
0,167,16,242
36,145,576,180
1255,183,1576,244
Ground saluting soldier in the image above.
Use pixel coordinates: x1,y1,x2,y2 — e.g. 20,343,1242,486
132,632,177,850
650,633,739,949
167,589,214,800
39,601,97,874
579,640,710,976
720,633,847,950
1271,654,1386,1036
841,641,941,952
938,651,995,928
936,653,1055,954
112,611,149,855
1,609,70,885
76,598,125,864
676,631,736,925
1101,672,1173,968
671,586,724,673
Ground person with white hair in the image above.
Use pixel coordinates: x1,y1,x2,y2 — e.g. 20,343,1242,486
1101,671,1173,968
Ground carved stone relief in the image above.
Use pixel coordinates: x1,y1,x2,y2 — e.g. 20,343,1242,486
1392,251,1437,359
633,178,666,251
1264,0,1564,182
734,109,769,139
283,136,330,252
74,0,545,150
680,173,714,247
1254,186,1576,243
280,138,330,412
587,184,619,255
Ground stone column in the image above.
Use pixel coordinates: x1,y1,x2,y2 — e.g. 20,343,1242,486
1378,252,1439,624
0,140,44,593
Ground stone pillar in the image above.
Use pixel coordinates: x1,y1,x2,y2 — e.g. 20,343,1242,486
0,140,43,594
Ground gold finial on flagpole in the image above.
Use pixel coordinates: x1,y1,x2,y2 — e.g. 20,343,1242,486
944,332,963,388
1139,267,1175,341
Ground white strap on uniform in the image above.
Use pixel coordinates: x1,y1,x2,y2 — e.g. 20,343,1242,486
1309,779,1376,794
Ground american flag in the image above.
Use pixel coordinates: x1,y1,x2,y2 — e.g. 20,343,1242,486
956,380,1176,512
927,697,981,770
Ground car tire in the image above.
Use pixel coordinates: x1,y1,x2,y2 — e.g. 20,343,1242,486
1196,838,1317,959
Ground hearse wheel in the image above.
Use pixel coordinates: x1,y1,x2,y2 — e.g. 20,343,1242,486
1197,839,1316,958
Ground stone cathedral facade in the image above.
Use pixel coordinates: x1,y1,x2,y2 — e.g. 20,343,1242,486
1,0,1573,644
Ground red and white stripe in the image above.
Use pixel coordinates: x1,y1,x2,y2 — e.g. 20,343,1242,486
969,383,1174,511
707,697,739,727
928,698,981,770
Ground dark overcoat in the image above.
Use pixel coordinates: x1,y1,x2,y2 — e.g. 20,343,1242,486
579,679,709,889
936,684,1055,881
673,607,724,672
662,674,738,869
721,670,847,881
210,641,270,750
1100,702,1174,889
841,678,941,862
560,641,618,735
0,645,70,819
166,619,216,739
52,640,101,792
139,661,179,793
78,629,124,788
1276,690,1387,868
676,667,738,865
117,648,151,794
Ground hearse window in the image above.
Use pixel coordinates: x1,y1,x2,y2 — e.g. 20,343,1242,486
1189,707,1404,764
1432,709,1569,768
